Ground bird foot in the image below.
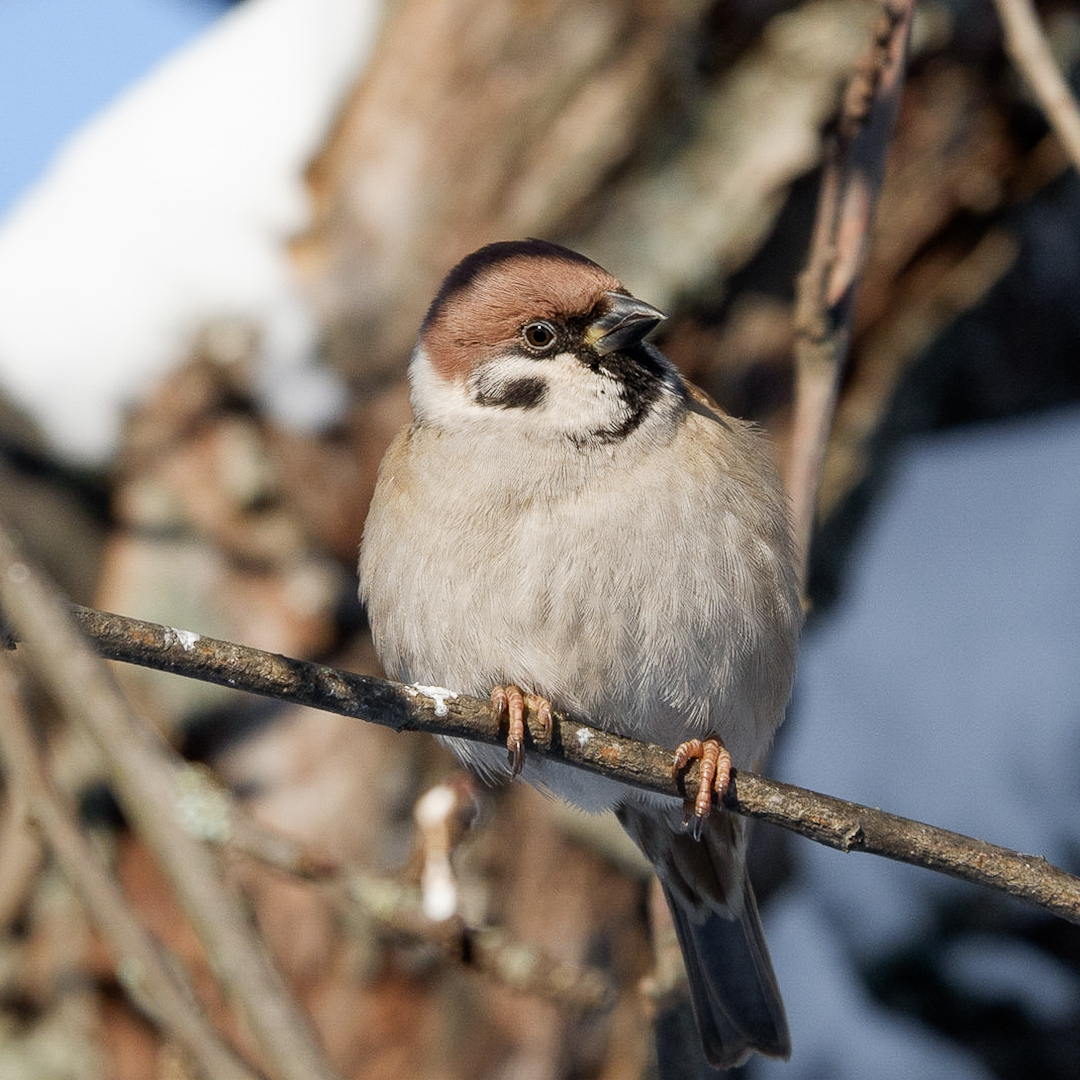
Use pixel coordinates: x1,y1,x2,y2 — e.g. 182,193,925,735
672,736,732,841
490,685,553,777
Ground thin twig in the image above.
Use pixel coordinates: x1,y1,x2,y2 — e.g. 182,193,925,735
0,656,265,1080
344,872,614,1012
787,0,915,588
995,0,1080,173
0,525,340,1080
174,765,615,1012
3,596,1076,926
0,789,43,934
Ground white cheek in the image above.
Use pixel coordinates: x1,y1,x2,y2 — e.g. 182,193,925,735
409,346,628,437
408,346,482,428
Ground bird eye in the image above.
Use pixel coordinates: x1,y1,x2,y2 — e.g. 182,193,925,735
522,321,557,351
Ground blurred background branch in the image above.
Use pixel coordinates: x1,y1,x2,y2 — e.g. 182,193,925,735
0,523,339,1080
0,655,266,1080
788,0,913,588
995,0,1080,171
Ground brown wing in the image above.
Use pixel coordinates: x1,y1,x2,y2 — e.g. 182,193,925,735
685,381,732,429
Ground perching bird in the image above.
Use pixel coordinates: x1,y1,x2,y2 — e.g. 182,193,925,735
359,239,801,1068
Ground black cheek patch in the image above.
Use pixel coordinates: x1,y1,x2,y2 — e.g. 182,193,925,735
474,376,548,410
573,343,668,443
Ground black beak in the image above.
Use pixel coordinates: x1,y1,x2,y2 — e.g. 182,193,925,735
586,292,666,355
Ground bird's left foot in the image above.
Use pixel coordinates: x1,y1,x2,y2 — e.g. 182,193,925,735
672,736,732,841
490,684,553,777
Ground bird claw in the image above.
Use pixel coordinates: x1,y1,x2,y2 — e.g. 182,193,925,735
672,736,732,841
491,684,553,777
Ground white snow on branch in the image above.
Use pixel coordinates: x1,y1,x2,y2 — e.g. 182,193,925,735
0,0,382,463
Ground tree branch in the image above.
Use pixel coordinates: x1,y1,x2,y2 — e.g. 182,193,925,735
175,765,616,1012
0,786,42,934
995,0,1080,173
0,525,341,1080
0,655,266,1080
3,593,1076,927
787,0,915,587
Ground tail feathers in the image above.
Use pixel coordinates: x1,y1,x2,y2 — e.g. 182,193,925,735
662,875,790,1069
616,800,788,1069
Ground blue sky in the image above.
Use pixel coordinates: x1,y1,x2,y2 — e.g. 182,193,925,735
0,0,231,216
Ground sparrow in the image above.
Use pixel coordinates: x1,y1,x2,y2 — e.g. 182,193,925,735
359,238,801,1068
